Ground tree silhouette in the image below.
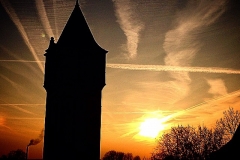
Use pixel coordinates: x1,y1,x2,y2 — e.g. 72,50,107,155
151,107,240,160
102,150,141,160
215,107,240,141
133,155,141,160
151,125,225,160
102,150,124,160
123,153,133,160
209,123,240,160
0,155,7,160
7,149,25,160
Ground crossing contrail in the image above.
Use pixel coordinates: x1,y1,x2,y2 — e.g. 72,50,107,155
107,63,240,74
0,0,44,73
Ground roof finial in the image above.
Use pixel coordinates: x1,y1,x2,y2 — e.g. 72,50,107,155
75,0,79,6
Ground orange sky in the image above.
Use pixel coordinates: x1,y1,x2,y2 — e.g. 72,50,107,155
1,0,240,159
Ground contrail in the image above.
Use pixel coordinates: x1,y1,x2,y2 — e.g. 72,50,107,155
0,60,44,63
0,100,37,115
107,63,240,74
11,105,36,115
0,45,44,75
6,117,44,120
165,89,240,122
0,104,45,106
184,89,240,112
52,0,59,39
0,0,44,73
36,0,55,39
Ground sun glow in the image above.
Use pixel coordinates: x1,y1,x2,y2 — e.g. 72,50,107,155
139,118,165,138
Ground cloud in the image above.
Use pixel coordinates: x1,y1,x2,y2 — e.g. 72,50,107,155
113,0,144,59
161,0,227,102
107,62,239,107
106,1,230,124
207,79,228,98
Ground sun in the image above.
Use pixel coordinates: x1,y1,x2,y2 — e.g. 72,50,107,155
139,118,165,138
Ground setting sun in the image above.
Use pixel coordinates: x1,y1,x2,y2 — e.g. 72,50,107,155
139,118,165,138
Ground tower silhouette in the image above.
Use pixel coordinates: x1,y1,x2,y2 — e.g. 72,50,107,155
43,1,107,159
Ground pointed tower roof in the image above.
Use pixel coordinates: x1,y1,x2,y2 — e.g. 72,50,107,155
57,1,107,53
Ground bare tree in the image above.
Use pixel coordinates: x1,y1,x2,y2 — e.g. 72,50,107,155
123,153,133,160
7,149,26,160
133,155,141,160
103,150,134,160
215,107,240,141
151,107,240,160
151,125,225,160
102,150,119,160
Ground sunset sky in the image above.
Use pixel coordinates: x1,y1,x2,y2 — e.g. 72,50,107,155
1,0,240,159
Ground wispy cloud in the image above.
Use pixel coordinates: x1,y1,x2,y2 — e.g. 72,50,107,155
207,79,228,98
113,0,144,59
162,0,227,102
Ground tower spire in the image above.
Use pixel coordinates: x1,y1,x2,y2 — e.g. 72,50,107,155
75,0,79,6
56,0,107,52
